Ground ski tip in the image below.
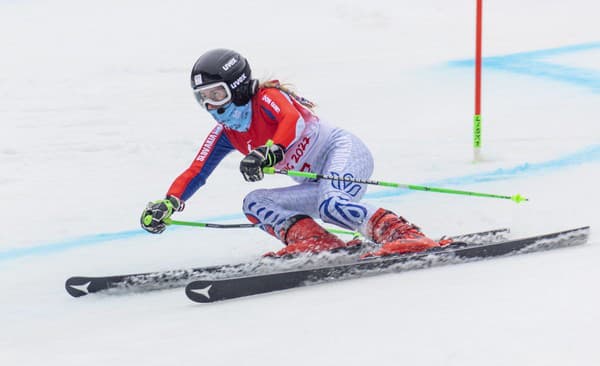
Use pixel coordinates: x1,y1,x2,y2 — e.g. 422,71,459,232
65,277,92,298
185,281,215,303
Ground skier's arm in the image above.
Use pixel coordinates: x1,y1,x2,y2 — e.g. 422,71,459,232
260,89,307,149
167,125,235,201
238,90,311,182
141,125,234,234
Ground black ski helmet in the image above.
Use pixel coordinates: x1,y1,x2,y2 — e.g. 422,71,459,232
190,49,258,106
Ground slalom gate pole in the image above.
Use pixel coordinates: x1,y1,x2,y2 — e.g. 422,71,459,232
164,218,360,237
473,0,483,162
263,167,528,203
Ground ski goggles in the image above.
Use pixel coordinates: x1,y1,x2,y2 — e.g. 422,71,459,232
193,81,232,108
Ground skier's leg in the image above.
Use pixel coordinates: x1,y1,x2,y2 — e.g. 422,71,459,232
243,183,319,240
316,129,378,233
316,130,439,256
243,184,353,256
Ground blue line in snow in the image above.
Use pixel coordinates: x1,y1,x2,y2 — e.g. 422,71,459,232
366,144,600,200
1,144,598,263
448,42,600,92
0,213,248,263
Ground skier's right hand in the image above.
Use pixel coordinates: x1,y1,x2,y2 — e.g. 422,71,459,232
140,196,184,234
240,142,285,182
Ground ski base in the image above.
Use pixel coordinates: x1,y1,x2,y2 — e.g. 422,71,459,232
185,226,590,303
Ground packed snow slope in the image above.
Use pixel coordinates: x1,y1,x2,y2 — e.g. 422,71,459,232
1,0,599,365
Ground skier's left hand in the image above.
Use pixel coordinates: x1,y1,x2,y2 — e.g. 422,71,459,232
240,142,284,182
140,196,184,234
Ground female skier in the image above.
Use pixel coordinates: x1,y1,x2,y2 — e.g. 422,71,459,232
141,48,442,257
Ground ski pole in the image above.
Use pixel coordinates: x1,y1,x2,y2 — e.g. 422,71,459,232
164,218,258,229
164,218,360,237
263,167,528,203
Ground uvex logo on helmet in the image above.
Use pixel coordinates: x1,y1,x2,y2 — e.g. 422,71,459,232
222,57,238,71
229,73,247,90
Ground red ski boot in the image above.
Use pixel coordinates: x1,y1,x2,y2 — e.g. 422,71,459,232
265,216,357,257
362,209,440,258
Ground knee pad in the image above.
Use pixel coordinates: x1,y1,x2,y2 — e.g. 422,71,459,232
242,189,270,215
243,189,287,239
318,194,368,230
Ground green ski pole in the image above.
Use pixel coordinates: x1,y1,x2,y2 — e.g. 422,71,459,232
164,218,258,229
164,218,360,237
263,167,528,203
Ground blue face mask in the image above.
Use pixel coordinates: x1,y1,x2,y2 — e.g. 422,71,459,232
208,102,253,132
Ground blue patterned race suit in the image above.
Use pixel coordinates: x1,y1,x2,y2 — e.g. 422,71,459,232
243,127,378,240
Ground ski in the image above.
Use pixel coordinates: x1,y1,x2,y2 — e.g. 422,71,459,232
65,227,509,298
185,226,590,303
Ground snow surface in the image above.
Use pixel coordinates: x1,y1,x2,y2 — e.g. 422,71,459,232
1,0,599,365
